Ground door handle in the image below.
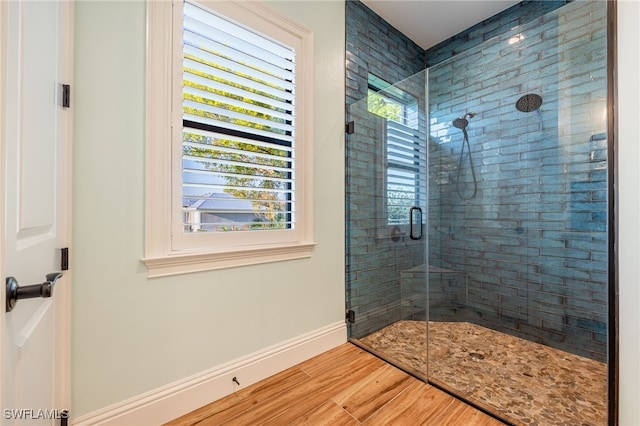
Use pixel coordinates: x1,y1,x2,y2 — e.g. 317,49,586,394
5,272,63,313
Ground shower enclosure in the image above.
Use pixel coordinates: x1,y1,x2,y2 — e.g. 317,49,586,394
345,1,610,424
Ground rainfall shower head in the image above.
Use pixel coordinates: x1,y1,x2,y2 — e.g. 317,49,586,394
516,94,543,112
452,112,476,129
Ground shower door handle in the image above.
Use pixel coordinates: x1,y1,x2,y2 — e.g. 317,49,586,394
409,206,423,240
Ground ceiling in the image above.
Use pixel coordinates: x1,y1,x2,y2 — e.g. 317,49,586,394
360,0,522,50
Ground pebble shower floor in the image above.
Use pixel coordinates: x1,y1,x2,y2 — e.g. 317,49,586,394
358,320,607,426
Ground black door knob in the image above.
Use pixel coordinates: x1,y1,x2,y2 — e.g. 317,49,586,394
5,272,63,313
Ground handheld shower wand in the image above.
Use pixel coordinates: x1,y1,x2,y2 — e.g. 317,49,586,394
452,112,478,200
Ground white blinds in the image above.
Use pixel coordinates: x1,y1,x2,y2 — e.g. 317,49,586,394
386,120,427,225
181,1,296,233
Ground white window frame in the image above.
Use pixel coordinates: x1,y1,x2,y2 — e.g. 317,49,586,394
143,0,315,277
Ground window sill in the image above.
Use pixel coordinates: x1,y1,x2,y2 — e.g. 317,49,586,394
142,242,316,278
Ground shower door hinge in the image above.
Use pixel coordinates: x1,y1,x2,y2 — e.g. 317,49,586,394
345,121,355,134
346,309,356,323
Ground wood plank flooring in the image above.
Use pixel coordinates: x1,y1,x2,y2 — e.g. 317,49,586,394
165,343,505,425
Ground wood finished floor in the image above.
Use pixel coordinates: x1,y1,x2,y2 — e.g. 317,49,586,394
165,343,505,425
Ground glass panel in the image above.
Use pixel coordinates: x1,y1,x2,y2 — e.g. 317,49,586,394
427,0,608,424
345,71,429,377
345,1,609,423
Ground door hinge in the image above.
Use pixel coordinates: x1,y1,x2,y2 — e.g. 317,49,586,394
345,121,355,134
346,309,355,323
61,247,69,271
62,84,71,108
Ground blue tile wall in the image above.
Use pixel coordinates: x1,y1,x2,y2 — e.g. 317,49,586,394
345,0,608,362
428,0,608,361
345,0,425,105
425,1,570,67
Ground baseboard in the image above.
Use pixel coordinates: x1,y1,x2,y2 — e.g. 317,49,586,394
72,321,347,426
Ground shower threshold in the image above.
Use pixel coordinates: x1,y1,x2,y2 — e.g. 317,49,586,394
354,320,607,426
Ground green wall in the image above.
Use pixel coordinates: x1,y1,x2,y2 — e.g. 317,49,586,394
72,0,345,416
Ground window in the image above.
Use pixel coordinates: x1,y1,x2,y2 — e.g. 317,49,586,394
367,75,426,226
181,2,295,234
144,0,314,277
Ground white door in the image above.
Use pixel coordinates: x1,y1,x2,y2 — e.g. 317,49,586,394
1,0,72,424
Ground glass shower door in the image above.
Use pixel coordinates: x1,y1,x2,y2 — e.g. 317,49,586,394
345,71,429,378
425,1,609,424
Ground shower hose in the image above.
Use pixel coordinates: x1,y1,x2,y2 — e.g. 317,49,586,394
456,126,478,200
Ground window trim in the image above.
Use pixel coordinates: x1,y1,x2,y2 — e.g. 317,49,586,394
143,0,315,277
